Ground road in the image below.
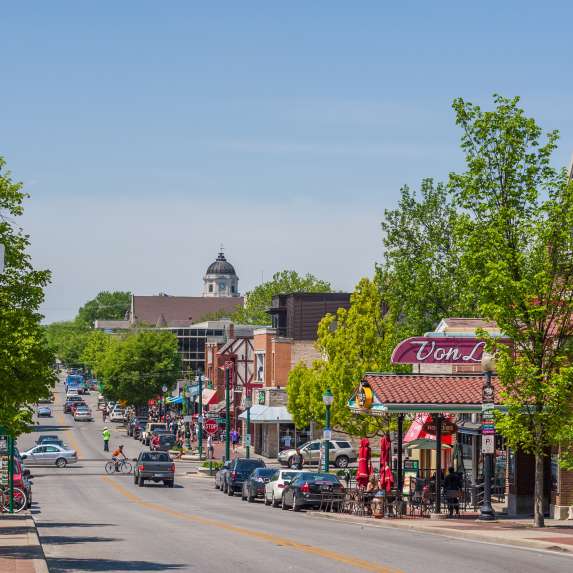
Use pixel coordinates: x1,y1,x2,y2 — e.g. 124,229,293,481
19,382,572,573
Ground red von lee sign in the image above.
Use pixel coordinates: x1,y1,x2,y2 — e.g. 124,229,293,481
391,337,510,365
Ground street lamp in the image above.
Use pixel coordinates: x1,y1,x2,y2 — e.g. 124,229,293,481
322,388,334,473
197,370,204,460
161,384,168,420
245,393,252,459
479,352,496,521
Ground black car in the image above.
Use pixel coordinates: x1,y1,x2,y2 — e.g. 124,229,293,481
64,396,84,413
151,433,177,452
281,472,345,512
241,468,276,502
128,417,148,438
223,458,266,496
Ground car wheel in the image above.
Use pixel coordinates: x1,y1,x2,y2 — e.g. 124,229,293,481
335,455,349,468
133,475,138,484
292,494,301,512
138,477,145,487
281,493,289,510
227,484,234,496
215,480,220,490
264,495,271,506
55,458,67,468
247,490,254,503
272,495,280,508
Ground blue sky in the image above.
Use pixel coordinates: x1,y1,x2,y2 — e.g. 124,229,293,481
2,2,572,322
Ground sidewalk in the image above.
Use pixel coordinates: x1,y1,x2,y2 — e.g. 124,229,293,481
0,514,49,572
309,510,573,554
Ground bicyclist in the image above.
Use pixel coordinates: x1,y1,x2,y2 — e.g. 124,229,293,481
111,444,126,471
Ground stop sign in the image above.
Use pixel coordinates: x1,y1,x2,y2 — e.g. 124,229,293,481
204,418,218,435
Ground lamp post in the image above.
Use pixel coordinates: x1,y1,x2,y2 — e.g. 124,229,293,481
184,386,191,450
197,371,204,459
161,384,168,420
479,352,496,521
322,388,334,473
245,393,252,459
225,363,231,461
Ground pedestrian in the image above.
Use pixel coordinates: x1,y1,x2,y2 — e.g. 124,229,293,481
231,429,239,452
102,427,111,452
102,408,107,422
443,466,463,518
207,434,214,459
290,447,303,469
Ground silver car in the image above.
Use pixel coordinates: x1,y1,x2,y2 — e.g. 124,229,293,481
277,439,357,468
21,444,78,467
73,407,93,422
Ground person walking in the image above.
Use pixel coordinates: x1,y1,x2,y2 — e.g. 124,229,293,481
231,429,239,452
207,434,214,459
102,427,111,452
443,466,463,518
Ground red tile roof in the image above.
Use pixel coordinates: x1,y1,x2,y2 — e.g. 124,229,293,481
440,317,499,329
364,373,501,405
132,295,243,326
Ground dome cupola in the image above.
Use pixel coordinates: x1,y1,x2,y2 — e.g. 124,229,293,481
203,249,240,298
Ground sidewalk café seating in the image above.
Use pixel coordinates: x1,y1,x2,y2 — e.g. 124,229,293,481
319,490,346,513
408,478,432,517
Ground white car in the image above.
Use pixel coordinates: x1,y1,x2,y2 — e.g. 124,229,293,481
109,409,125,422
66,388,79,397
264,469,302,507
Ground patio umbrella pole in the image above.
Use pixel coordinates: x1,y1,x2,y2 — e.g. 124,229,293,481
397,414,404,493
435,414,442,514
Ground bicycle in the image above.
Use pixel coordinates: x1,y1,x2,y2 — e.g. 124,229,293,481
105,459,133,474
0,486,27,513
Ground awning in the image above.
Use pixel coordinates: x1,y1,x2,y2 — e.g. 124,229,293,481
238,405,293,424
201,389,218,406
406,438,452,450
166,396,183,405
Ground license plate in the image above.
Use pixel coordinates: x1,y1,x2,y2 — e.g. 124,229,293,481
154,473,166,477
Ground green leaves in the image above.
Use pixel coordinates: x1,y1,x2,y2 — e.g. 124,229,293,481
76,291,131,327
233,270,332,325
0,157,56,436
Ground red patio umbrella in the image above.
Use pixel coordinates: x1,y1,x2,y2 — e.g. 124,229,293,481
379,463,394,493
356,438,373,488
379,433,391,469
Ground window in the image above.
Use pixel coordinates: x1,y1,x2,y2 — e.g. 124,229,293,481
219,282,226,292
45,446,59,452
335,441,352,449
209,284,213,293
255,353,265,382
231,285,235,293
307,442,320,451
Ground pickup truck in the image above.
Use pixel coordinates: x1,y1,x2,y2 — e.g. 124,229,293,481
141,422,168,445
133,451,175,487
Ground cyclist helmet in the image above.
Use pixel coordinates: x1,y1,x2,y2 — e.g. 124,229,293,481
119,444,124,448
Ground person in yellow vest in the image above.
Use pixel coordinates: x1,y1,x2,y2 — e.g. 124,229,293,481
102,427,111,452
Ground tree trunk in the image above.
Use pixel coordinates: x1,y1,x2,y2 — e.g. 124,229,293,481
533,452,545,528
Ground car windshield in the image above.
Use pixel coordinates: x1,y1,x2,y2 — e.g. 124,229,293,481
255,469,276,478
159,434,175,442
141,452,170,462
308,474,340,483
236,460,265,470
282,472,300,480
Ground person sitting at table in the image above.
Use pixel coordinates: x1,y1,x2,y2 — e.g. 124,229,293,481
366,474,378,493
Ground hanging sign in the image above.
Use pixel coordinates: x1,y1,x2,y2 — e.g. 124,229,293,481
391,337,510,365
422,420,457,435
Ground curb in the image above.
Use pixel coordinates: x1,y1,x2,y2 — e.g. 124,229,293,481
307,512,573,556
28,515,50,573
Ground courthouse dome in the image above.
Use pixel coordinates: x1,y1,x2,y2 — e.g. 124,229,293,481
206,252,236,275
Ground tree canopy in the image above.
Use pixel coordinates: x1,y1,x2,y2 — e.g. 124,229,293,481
98,330,180,406
76,290,131,326
0,157,55,435
233,270,332,325
449,94,573,527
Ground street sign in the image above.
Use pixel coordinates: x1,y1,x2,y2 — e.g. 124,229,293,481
204,419,218,435
323,429,332,440
482,434,495,454
183,415,192,423
481,403,495,412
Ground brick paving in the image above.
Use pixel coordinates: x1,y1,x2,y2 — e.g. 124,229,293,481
0,514,48,573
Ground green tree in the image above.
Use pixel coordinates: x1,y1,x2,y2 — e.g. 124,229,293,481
380,178,477,336
0,157,56,435
44,321,90,367
76,290,131,327
287,278,401,435
99,330,180,406
234,270,332,325
81,330,112,377
450,94,573,527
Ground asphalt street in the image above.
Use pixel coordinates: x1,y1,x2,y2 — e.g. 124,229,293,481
19,382,573,573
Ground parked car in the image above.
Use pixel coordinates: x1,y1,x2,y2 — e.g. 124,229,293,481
151,433,177,452
73,406,93,422
128,417,148,437
13,459,33,509
36,434,61,446
214,460,232,490
70,401,87,414
278,440,357,468
109,408,126,423
141,422,168,445
38,395,54,404
21,444,78,468
241,468,277,502
133,451,175,487
37,406,52,417
64,395,85,413
264,469,302,507
222,458,266,496
281,472,345,511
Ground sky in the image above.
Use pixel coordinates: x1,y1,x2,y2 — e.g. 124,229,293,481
2,2,572,323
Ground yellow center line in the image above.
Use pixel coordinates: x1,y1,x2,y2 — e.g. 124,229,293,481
101,476,404,573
